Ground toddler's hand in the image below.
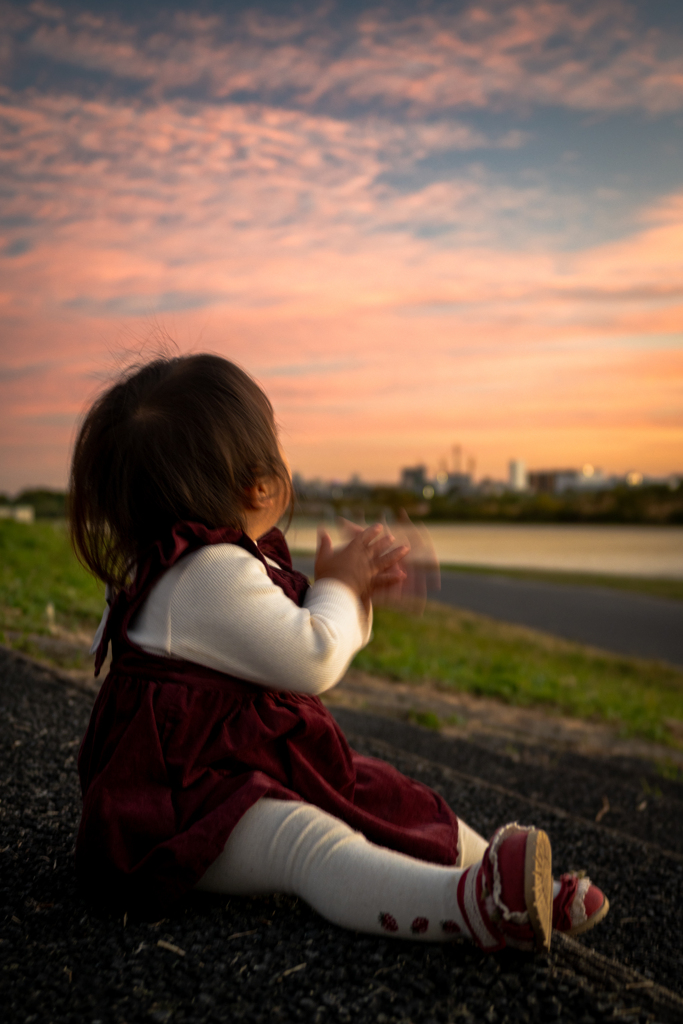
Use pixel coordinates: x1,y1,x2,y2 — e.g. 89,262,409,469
314,522,409,605
355,512,440,614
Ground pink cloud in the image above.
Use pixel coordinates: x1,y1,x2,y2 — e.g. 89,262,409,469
10,1,683,115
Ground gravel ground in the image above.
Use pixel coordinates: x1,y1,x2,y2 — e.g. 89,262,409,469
2,646,683,1024
339,726,683,993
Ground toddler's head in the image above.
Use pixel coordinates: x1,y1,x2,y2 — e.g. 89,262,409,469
70,354,290,587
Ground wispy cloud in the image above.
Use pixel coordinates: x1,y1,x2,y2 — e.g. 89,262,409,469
9,1,683,115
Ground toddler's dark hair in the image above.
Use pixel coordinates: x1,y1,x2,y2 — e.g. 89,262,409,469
70,353,291,588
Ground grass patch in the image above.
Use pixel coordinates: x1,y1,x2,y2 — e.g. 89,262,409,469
354,602,683,748
407,709,463,731
0,519,103,641
439,564,683,603
407,709,442,731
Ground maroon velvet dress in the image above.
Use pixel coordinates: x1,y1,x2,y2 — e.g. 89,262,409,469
76,522,459,916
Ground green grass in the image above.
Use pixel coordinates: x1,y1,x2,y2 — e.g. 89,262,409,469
354,603,683,748
406,709,442,731
406,709,463,731
0,518,103,639
439,563,683,602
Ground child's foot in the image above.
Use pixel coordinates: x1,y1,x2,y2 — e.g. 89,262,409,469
457,822,553,953
552,873,610,935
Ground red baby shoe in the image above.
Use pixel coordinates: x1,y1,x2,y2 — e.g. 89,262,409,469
552,872,610,935
457,822,553,954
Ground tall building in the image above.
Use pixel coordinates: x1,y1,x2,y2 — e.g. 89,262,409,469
452,445,463,474
509,459,527,492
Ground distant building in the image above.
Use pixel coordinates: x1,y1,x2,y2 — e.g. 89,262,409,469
577,465,608,490
292,472,306,495
528,466,610,494
509,460,527,492
0,505,35,523
343,473,368,500
446,472,472,495
400,465,428,494
433,469,472,495
477,478,506,497
527,469,579,494
434,470,450,495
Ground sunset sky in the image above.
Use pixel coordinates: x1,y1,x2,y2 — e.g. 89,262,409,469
1,0,682,492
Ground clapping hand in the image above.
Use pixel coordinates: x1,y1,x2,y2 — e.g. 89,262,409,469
314,521,409,612
316,512,439,615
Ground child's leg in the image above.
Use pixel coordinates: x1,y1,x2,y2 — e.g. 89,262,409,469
197,798,486,942
455,817,488,868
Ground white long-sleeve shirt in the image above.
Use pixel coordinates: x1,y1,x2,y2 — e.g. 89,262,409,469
93,544,371,695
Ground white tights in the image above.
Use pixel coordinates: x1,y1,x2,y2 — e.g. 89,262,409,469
196,798,489,942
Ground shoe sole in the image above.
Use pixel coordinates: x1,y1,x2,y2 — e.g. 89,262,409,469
567,895,610,936
524,829,553,953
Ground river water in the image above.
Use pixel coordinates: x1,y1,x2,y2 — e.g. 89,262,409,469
285,521,683,578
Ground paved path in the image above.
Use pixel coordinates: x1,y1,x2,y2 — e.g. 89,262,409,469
293,557,683,666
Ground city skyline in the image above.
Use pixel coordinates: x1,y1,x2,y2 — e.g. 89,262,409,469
2,455,675,500
1,0,682,492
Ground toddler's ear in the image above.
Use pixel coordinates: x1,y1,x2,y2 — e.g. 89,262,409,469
245,479,272,509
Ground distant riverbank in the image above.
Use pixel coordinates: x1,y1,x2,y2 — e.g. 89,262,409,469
286,520,683,579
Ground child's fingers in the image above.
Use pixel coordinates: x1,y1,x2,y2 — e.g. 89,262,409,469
316,529,333,559
338,517,365,540
341,519,399,551
366,533,395,558
361,522,384,545
375,566,407,585
372,543,410,571
395,510,440,588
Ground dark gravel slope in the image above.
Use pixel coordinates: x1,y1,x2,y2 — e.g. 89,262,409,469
341,727,683,996
2,647,683,1024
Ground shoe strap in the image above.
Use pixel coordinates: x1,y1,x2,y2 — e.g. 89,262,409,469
457,865,504,952
553,872,581,932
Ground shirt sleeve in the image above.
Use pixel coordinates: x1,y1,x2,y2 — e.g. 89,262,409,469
127,544,372,695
